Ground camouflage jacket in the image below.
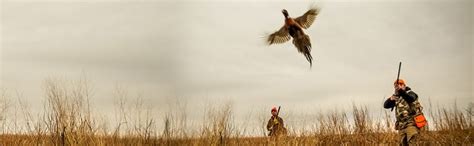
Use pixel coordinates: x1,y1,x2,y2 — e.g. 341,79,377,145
266,116,286,136
384,87,423,130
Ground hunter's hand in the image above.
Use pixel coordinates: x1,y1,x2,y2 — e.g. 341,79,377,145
393,89,400,96
389,95,398,101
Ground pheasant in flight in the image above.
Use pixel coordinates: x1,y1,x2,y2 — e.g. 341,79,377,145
267,7,320,67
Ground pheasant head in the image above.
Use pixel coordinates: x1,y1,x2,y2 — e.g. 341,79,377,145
282,9,289,18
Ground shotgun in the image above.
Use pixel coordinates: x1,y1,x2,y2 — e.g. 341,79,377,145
391,62,402,111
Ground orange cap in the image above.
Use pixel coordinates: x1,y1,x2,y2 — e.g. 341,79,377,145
394,79,406,85
271,107,277,112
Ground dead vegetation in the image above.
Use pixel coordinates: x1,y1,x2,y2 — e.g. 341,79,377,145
0,78,472,145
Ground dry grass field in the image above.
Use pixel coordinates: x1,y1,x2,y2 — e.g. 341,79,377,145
0,78,472,145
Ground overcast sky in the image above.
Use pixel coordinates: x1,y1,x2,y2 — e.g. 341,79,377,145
1,0,473,133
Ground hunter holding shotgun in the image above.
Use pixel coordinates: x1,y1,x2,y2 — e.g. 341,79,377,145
384,62,426,146
266,106,287,137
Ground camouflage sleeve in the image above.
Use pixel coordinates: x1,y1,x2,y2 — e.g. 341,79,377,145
384,98,396,109
266,118,273,131
400,90,418,103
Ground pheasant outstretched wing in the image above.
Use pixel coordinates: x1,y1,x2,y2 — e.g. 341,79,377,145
294,7,320,29
267,26,291,45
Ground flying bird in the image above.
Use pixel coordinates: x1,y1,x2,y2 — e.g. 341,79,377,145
267,7,320,67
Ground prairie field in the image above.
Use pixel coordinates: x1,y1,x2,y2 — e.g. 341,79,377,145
0,78,472,145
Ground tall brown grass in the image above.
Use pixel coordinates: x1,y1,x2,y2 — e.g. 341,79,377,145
0,78,472,145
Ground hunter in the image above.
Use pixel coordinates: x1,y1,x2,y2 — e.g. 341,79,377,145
384,79,423,145
266,107,287,137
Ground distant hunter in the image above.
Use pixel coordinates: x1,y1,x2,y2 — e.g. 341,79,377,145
266,106,287,137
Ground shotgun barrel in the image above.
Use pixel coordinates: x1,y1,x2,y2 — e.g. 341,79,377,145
397,62,402,83
277,106,281,116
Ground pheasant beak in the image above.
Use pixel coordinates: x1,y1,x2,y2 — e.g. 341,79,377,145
282,9,289,18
